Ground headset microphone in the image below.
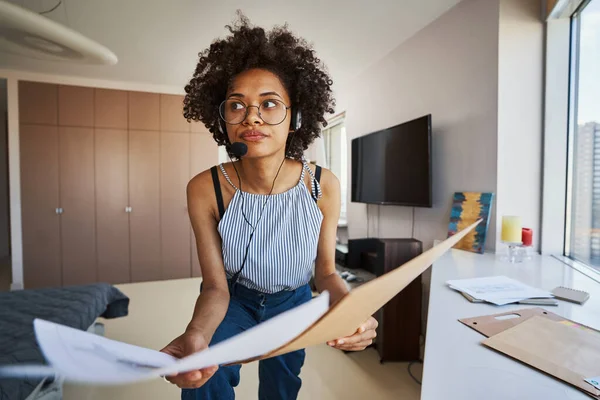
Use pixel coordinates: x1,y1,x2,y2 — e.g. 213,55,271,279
231,142,248,158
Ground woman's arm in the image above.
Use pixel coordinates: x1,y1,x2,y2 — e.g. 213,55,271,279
183,171,231,340
313,167,378,351
312,168,348,304
160,170,231,389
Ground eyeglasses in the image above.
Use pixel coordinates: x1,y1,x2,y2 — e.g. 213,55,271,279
219,98,291,125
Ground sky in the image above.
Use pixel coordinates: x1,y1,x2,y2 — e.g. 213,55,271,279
578,0,600,124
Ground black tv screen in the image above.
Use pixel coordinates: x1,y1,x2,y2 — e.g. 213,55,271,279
351,114,432,207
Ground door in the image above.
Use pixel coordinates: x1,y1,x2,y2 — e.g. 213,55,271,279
189,132,219,277
59,127,96,286
129,130,161,282
95,129,130,284
160,132,191,279
20,125,61,289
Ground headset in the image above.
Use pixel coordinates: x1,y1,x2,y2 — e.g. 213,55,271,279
290,108,302,132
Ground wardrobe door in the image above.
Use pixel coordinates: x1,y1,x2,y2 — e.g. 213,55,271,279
189,133,219,277
59,127,97,286
129,130,161,282
18,82,58,125
160,95,190,132
129,92,160,131
58,85,94,127
95,89,128,129
160,132,191,279
95,129,130,284
20,125,61,289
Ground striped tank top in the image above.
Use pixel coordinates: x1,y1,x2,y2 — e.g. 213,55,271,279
212,160,324,294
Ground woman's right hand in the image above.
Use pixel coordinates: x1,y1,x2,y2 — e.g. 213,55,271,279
160,329,219,389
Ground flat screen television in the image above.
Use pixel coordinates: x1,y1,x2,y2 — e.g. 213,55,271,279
351,114,432,207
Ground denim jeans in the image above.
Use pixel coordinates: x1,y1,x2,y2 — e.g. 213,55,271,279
181,280,312,400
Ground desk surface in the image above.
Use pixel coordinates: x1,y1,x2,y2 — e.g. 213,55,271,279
421,249,600,400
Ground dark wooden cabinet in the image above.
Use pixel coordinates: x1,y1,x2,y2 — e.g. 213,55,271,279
348,238,423,362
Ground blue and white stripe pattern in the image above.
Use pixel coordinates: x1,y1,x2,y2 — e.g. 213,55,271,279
217,161,323,293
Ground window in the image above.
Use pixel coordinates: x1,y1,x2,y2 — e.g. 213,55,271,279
565,0,600,269
322,115,347,220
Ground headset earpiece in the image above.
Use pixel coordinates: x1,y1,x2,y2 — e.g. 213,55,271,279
290,108,302,131
218,120,226,134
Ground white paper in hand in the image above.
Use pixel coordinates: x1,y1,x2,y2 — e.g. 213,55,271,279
33,318,178,384
0,291,330,385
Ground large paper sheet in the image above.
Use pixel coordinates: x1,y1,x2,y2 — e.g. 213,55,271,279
0,291,330,385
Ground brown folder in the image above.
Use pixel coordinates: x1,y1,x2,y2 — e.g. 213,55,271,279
233,219,483,364
482,316,600,398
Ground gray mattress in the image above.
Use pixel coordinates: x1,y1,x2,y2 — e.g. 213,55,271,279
0,283,130,400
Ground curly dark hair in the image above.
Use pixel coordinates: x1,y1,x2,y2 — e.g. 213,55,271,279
183,12,336,160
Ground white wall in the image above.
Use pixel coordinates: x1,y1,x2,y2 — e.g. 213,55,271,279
345,0,501,252
341,0,546,339
496,0,543,251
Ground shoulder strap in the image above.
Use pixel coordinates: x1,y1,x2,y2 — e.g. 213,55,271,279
219,164,239,190
211,166,225,220
313,165,322,202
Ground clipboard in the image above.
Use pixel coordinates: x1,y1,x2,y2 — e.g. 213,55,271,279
458,307,567,337
483,316,600,398
459,308,600,398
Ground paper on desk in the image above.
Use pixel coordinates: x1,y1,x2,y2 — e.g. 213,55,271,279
448,285,526,304
586,377,600,390
447,276,553,306
0,291,330,385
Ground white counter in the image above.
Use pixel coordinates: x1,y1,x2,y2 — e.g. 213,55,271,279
421,249,600,400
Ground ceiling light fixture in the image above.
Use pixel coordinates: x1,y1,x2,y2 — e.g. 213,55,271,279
0,0,118,65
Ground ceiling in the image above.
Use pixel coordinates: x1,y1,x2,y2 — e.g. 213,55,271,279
1,0,462,97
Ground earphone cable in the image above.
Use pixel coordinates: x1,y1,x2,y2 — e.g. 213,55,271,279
228,131,294,284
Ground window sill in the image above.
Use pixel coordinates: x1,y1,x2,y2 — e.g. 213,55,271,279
553,255,600,284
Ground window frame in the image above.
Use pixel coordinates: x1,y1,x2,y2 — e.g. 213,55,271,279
544,0,600,279
322,113,347,219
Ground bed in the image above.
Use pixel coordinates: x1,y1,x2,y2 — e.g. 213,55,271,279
0,283,130,400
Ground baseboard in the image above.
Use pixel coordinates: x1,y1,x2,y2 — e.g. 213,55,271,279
10,282,23,291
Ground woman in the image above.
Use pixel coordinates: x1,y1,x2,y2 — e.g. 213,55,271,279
161,14,378,400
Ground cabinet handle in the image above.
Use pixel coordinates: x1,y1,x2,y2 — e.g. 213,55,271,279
55,208,63,215
125,206,132,213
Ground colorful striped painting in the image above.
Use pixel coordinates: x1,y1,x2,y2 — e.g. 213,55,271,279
447,192,494,254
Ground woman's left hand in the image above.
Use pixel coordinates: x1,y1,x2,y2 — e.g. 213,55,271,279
327,317,378,351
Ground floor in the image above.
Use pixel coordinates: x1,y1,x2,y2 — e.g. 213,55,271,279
63,277,422,400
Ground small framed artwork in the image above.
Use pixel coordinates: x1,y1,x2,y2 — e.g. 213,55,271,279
448,192,494,254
